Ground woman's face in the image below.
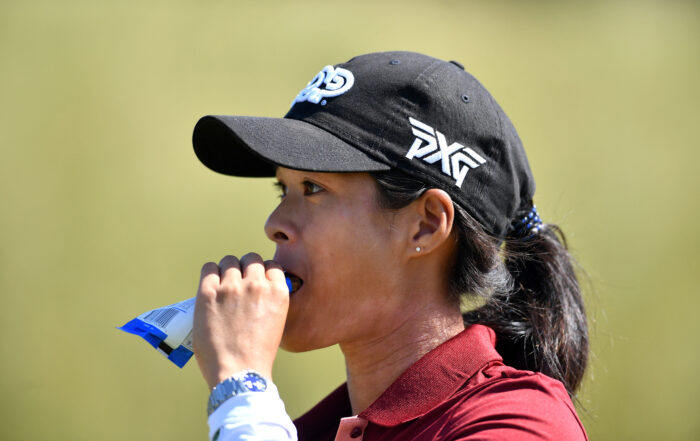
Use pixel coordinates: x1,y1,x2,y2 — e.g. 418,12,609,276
265,167,411,352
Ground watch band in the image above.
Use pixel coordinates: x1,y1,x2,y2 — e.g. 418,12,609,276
207,370,268,416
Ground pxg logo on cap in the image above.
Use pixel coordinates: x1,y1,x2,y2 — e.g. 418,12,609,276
406,117,487,187
291,65,355,107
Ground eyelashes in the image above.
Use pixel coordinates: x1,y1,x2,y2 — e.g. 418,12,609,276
273,180,325,199
273,181,286,199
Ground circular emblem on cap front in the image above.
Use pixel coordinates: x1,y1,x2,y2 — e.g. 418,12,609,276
291,65,355,107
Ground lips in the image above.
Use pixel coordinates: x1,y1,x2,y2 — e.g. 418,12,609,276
284,271,304,294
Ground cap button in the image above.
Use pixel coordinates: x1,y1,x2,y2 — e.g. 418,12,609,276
449,60,465,70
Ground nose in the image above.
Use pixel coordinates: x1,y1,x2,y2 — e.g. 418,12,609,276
264,202,296,244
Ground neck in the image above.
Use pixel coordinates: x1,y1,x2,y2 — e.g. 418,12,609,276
340,299,464,415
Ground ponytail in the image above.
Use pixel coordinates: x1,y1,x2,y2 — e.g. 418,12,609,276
371,170,589,397
462,223,589,396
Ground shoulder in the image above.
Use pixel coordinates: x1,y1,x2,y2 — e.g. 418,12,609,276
436,364,588,441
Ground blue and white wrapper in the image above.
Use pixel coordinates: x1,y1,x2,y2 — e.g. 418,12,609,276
119,277,293,368
119,297,196,368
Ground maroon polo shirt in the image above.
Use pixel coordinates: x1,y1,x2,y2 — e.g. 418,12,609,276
294,325,587,441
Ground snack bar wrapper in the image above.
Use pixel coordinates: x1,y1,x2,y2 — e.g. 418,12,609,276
119,277,292,368
119,297,196,368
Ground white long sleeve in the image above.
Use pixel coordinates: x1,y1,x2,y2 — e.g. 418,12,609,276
207,382,298,441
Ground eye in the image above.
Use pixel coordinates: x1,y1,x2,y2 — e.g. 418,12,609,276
303,180,324,196
273,181,287,199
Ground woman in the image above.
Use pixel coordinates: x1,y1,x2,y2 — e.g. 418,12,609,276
191,51,589,441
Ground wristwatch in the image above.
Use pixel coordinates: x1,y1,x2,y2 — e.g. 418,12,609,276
207,369,268,416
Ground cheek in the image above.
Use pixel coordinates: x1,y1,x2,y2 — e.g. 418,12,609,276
306,207,398,313
282,199,401,349
307,203,393,271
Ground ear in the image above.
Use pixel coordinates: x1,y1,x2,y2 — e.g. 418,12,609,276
407,189,455,256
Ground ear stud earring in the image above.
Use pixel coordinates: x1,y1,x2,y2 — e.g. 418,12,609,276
416,247,422,252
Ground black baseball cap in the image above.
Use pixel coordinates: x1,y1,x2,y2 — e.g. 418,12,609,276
193,51,535,238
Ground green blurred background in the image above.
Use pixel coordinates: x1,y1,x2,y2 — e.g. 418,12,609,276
1,0,698,439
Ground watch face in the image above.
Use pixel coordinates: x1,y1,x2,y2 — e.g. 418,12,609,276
241,372,267,392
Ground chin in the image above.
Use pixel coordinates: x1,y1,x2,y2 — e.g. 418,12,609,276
280,331,332,353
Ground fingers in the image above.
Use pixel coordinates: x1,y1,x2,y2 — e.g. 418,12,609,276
201,253,284,291
264,260,286,287
240,252,265,280
193,253,289,387
218,255,242,286
199,261,221,299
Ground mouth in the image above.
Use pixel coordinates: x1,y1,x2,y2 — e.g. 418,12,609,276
284,271,304,294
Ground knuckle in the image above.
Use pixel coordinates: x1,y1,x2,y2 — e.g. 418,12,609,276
197,287,217,301
276,289,290,305
215,281,231,295
277,287,290,303
218,279,241,295
245,278,266,293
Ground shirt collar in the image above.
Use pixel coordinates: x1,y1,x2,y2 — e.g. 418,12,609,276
294,383,352,440
294,324,502,433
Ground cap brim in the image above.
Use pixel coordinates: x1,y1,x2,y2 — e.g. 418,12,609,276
193,115,391,177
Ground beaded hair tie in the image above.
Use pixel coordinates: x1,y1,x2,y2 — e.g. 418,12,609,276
510,205,543,238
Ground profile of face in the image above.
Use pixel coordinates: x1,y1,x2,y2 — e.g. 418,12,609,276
265,167,420,353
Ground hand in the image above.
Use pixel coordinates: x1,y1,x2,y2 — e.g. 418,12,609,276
193,253,289,390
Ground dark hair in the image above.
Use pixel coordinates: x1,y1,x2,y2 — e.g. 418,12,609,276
370,169,589,397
